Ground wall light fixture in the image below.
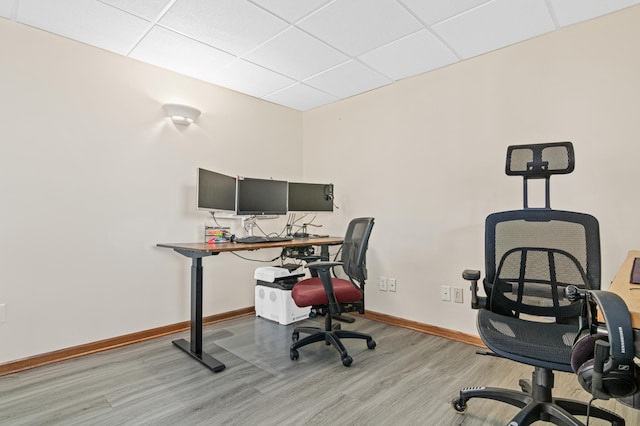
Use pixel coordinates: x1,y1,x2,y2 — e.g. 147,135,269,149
163,104,201,126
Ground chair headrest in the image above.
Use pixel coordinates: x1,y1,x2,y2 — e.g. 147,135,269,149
506,142,574,179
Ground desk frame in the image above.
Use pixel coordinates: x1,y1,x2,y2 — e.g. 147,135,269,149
157,238,343,373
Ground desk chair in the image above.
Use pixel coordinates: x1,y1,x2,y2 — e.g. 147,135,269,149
289,217,376,367
452,142,625,425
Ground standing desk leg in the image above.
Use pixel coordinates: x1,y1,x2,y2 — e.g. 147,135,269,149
172,254,225,373
320,244,330,261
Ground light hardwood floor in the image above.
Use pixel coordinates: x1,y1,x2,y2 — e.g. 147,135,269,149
1,315,638,425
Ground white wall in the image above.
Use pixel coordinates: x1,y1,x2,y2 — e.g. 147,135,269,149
0,20,302,364
303,6,640,335
3,5,640,366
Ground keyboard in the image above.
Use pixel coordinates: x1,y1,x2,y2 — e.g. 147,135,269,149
266,236,294,242
235,236,293,244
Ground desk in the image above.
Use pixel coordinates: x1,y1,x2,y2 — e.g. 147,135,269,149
157,237,343,373
608,250,640,329
609,250,640,356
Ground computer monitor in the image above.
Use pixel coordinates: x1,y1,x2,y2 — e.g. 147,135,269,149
196,168,237,212
287,182,334,212
236,177,288,216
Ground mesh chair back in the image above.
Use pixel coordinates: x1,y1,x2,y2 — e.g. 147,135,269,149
485,209,600,321
339,217,374,285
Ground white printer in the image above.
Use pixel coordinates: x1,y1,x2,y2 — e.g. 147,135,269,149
254,265,310,325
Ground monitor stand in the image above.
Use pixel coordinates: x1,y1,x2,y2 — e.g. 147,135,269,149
242,217,257,236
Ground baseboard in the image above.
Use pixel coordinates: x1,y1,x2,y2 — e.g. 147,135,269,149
0,307,254,377
0,307,483,377
363,310,485,348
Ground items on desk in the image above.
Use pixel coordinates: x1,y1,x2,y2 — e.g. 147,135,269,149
204,226,231,244
235,235,293,243
631,257,640,284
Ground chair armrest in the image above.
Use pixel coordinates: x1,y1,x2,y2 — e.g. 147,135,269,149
462,269,486,310
306,261,344,314
306,261,343,272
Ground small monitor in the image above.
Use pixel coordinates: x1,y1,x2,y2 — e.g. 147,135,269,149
236,177,288,216
288,182,334,213
197,168,236,212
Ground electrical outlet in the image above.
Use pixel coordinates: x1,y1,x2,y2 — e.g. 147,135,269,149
0,304,6,323
441,286,451,301
379,276,388,291
454,288,464,303
388,278,396,292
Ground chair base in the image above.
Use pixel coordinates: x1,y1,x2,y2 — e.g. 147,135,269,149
453,366,625,426
289,314,376,367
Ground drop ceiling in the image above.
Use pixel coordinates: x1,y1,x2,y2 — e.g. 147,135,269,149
2,0,639,111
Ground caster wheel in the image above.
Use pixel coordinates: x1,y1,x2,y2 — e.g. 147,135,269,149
309,311,317,318
290,349,299,361
451,398,467,414
367,339,377,350
342,355,353,367
292,332,299,342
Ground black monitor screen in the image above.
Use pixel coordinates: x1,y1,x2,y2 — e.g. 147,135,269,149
197,168,236,212
236,177,288,216
288,182,334,212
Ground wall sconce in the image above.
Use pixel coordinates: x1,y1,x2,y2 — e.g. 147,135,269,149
163,104,201,126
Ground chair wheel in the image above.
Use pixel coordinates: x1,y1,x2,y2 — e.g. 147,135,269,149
367,339,376,349
292,332,299,342
451,398,467,414
342,355,353,367
290,349,299,360
309,311,317,318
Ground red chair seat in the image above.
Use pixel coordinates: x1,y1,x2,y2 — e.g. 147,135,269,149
292,277,363,308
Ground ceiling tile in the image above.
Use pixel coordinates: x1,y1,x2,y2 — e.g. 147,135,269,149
359,29,458,81
304,60,391,99
211,59,296,98
297,0,423,56
432,0,556,59
264,83,337,111
0,2,16,19
249,0,331,23
159,0,288,56
245,27,348,80
16,0,150,55
399,0,491,25
548,0,640,27
130,26,236,82
98,0,173,21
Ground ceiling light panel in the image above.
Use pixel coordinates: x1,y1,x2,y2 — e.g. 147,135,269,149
159,0,288,56
298,0,423,57
432,0,557,59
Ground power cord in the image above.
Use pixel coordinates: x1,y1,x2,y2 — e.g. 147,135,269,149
586,396,595,426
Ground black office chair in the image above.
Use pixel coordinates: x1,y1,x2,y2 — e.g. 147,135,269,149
289,217,376,366
452,142,625,425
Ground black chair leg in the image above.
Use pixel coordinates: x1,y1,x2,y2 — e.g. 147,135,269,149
453,367,625,426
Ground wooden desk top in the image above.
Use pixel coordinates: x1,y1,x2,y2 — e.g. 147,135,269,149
608,250,640,329
157,236,343,254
